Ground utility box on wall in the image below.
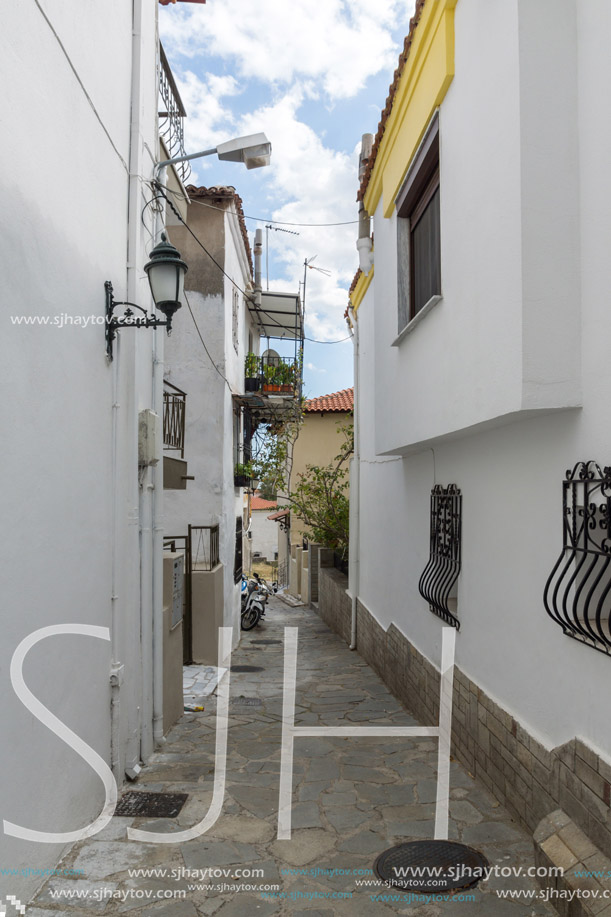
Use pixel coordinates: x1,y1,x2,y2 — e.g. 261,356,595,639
162,551,184,733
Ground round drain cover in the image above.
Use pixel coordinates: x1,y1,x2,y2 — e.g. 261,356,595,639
374,840,489,894
230,665,264,673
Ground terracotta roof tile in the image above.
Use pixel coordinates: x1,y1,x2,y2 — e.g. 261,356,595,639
251,495,277,511
357,0,427,203
185,185,253,277
267,508,289,521
305,387,353,413
349,269,362,297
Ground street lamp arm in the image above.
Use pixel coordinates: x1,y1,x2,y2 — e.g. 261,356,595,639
154,147,217,178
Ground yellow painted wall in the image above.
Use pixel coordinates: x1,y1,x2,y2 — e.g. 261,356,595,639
363,0,457,219
289,410,351,545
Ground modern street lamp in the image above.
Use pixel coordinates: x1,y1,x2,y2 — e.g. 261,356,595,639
154,132,272,179
105,233,188,360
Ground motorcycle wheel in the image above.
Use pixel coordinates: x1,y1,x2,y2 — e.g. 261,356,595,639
241,606,260,630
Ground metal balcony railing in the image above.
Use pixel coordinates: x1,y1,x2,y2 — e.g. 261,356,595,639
158,44,190,185
191,524,220,571
244,354,300,394
163,381,186,457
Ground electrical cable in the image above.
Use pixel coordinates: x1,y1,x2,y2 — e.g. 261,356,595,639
155,187,252,299
158,182,359,226
305,335,352,344
149,188,352,346
183,290,233,393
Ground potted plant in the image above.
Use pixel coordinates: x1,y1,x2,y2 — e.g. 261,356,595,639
244,352,261,392
262,363,281,392
234,461,253,488
244,352,260,392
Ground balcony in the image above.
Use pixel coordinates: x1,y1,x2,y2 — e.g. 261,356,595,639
241,353,302,422
163,380,191,489
158,43,190,185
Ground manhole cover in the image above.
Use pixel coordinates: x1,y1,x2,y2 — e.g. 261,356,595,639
373,840,489,893
230,665,264,673
115,792,188,818
250,640,282,645
231,696,262,706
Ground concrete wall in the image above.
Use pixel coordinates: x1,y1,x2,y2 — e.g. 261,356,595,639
351,0,611,847
191,566,224,666
0,0,159,899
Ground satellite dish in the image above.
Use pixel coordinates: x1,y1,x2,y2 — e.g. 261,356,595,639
261,348,280,367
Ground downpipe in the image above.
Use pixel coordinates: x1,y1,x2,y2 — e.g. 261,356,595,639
349,306,360,651
348,134,372,651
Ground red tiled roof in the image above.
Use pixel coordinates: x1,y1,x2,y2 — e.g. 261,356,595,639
267,509,289,522
185,185,253,277
305,388,353,413
357,0,427,203
251,495,277,511
349,269,362,297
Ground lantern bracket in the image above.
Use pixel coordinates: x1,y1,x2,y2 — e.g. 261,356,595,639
105,281,169,361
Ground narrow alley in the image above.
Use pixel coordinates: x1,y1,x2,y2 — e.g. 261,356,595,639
29,600,555,917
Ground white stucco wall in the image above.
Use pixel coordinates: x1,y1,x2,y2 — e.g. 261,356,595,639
250,510,280,561
355,0,611,759
164,204,257,645
0,0,159,900
373,0,581,458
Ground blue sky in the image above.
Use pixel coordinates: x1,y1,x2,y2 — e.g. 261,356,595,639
160,0,416,399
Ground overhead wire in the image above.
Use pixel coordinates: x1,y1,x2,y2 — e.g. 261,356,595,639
147,186,355,346
160,184,358,226
183,290,234,393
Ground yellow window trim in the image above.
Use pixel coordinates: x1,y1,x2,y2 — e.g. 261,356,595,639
363,0,457,219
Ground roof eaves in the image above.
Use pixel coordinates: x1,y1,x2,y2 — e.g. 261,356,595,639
357,0,427,203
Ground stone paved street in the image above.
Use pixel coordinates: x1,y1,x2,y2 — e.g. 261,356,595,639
30,600,556,916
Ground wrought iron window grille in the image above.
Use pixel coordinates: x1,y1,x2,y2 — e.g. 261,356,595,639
544,461,611,656
418,484,462,629
163,381,187,457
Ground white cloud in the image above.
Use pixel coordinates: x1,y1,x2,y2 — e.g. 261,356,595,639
160,0,417,340
160,0,409,100
235,87,359,339
306,362,327,373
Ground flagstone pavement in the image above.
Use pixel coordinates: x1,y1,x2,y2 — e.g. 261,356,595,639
29,599,556,916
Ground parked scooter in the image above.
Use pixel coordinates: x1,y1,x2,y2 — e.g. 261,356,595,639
241,575,266,630
240,571,278,630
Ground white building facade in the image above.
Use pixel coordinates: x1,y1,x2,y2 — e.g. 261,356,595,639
164,187,259,657
0,2,184,900
349,0,611,865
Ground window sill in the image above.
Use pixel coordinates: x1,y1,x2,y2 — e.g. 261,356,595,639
392,294,442,346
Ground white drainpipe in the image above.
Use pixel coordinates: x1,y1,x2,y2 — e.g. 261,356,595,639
349,306,360,650
348,134,373,650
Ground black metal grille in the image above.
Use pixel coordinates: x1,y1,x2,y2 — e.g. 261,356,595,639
374,841,488,893
158,44,190,184
163,381,186,458
191,524,220,571
544,461,611,655
418,485,461,628
115,792,188,818
230,665,264,673
234,516,243,584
